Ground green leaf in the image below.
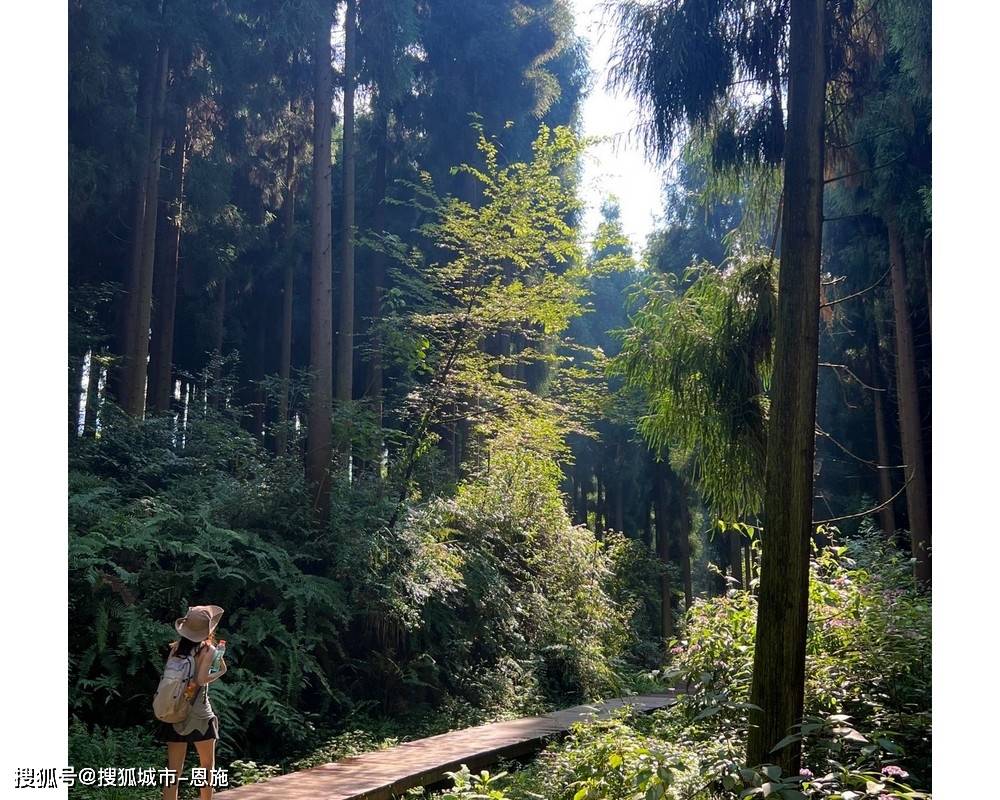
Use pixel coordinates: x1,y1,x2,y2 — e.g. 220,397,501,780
770,734,800,754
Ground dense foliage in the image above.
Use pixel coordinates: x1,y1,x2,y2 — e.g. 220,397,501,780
431,533,931,800
66,0,930,794
70,398,658,761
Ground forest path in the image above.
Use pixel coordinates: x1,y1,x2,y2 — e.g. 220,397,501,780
218,692,677,799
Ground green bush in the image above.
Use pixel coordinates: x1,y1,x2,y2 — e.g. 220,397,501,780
68,720,162,800
69,406,647,764
427,533,931,800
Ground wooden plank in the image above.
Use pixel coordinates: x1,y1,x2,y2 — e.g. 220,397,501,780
220,693,676,800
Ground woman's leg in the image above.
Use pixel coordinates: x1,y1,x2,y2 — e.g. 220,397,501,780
162,742,187,800
193,737,217,800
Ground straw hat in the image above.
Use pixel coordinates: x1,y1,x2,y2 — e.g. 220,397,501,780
175,605,224,642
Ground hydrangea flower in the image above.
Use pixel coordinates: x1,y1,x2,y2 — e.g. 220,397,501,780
881,765,908,779
798,768,813,778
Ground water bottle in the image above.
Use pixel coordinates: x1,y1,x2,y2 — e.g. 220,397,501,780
210,640,226,674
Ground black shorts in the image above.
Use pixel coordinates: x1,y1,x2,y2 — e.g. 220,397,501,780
160,717,219,743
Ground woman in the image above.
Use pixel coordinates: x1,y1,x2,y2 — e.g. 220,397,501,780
161,605,227,800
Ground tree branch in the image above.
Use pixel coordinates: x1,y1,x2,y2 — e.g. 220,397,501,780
820,267,890,309
826,127,898,150
813,476,911,526
818,362,885,392
824,154,905,185
815,423,904,471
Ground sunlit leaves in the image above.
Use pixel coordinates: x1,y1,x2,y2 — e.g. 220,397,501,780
613,253,776,518
389,124,593,464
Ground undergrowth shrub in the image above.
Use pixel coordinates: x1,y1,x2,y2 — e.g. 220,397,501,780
666,531,931,774
69,405,650,764
429,533,931,800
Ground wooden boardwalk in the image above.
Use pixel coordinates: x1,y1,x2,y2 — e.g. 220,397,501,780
220,693,676,800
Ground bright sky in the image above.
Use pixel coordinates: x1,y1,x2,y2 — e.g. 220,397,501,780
572,0,667,255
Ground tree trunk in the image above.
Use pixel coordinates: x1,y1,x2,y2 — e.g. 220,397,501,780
82,351,103,438
148,104,188,414
674,476,693,610
572,459,588,525
652,457,674,646
306,18,335,518
594,472,605,540
642,496,653,551
366,107,389,454
747,0,826,773
122,42,170,417
335,0,357,409
887,215,931,582
613,443,625,534
275,136,297,457
744,540,752,589
208,275,227,410
923,234,931,336
69,350,86,439
109,52,156,403
250,319,267,439
869,329,897,535
729,531,744,589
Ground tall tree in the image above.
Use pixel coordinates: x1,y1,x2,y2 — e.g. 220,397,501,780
652,455,674,646
306,14,335,516
887,215,931,581
147,104,188,413
275,135,297,457
336,0,358,411
121,41,170,416
746,0,827,771
869,324,898,536
366,108,388,437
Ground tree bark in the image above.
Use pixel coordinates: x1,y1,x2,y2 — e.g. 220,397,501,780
275,136,297,457
109,52,156,403
70,347,89,439
82,351,103,438
747,0,826,773
121,42,170,417
335,0,357,409
306,17,335,518
147,104,188,414
366,106,389,460
887,215,931,582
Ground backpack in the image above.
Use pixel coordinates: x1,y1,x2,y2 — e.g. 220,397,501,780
152,646,200,724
